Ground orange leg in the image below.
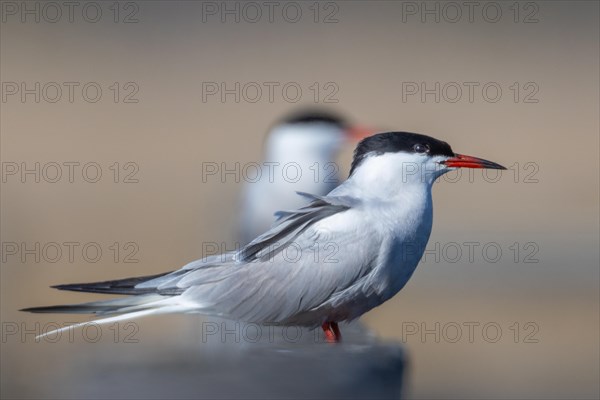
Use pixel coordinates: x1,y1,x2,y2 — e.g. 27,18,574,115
321,322,342,343
331,322,342,341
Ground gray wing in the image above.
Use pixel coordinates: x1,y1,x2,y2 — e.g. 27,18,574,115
136,192,379,324
236,191,358,262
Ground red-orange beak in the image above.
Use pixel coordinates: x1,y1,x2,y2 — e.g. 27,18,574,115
442,153,506,170
346,125,377,141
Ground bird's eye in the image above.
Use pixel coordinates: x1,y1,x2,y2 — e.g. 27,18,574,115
414,144,429,154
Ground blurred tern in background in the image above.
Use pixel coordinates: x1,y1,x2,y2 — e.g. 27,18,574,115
239,110,372,243
24,131,505,343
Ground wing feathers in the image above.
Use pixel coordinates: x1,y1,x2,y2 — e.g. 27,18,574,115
237,194,353,263
50,272,181,295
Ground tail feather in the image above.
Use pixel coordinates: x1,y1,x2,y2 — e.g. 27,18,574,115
21,271,194,339
21,294,169,315
23,295,194,339
34,305,189,340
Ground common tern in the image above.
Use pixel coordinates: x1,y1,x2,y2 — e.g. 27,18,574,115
23,132,505,343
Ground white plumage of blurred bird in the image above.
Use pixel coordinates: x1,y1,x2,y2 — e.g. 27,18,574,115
239,111,372,243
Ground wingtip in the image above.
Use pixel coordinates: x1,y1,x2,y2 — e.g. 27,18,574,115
20,306,48,313
51,283,78,291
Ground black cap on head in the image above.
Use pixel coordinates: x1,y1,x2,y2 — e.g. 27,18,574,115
281,110,348,129
349,132,455,175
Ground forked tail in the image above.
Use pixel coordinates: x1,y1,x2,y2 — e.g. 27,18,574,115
21,271,189,339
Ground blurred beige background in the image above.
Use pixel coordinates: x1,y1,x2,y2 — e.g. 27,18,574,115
1,1,598,399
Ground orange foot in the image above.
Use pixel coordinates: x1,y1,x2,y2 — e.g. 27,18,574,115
321,321,342,343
